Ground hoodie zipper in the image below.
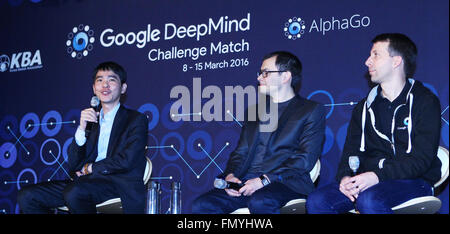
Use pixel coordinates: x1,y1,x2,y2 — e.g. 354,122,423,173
390,103,406,156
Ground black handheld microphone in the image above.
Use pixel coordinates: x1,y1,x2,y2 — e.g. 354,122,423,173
85,96,100,138
213,178,243,191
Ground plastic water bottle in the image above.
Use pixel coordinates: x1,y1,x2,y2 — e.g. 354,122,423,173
169,182,181,214
145,181,161,214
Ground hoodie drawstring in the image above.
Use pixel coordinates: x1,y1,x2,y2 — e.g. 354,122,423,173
359,94,414,154
360,101,367,152
406,93,413,153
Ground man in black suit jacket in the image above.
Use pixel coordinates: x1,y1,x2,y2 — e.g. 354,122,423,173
17,61,148,214
192,51,326,214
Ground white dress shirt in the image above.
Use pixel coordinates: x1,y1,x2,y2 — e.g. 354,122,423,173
74,103,121,162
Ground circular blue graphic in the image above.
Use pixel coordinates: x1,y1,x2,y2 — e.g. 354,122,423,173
289,22,301,34
213,129,238,166
187,98,210,128
336,88,364,119
403,117,410,126
39,166,67,182
67,24,95,59
184,161,213,192
73,32,89,51
145,133,159,161
41,110,62,137
307,90,335,119
0,142,17,169
423,82,439,97
160,132,185,161
218,97,240,127
322,126,334,155
157,163,184,193
284,17,306,40
39,138,61,165
138,103,160,131
18,140,38,167
0,198,13,214
187,130,212,160
161,102,184,130
0,115,18,141
63,109,80,135
62,137,73,162
0,170,15,196
17,168,37,190
19,112,40,139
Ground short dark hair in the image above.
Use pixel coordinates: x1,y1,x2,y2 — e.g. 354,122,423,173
262,51,303,92
92,61,127,84
371,33,417,78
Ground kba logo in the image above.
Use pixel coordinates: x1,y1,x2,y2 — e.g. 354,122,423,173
0,50,43,73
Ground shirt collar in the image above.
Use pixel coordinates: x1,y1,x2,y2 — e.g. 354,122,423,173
100,103,121,122
376,81,411,105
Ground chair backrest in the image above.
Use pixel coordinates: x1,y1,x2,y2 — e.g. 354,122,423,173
309,160,321,183
143,157,152,184
435,146,449,188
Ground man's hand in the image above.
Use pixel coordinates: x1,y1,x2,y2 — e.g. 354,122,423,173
79,108,99,131
339,172,379,202
75,163,93,177
224,174,242,197
239,177,264,196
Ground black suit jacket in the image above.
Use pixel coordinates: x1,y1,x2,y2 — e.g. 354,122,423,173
68,105,148,213
221,95,326,195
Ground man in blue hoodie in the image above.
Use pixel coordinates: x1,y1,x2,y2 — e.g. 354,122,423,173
306,33,442,214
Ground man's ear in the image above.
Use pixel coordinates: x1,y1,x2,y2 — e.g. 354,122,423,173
392,55,403,69
282,71,292,84
121,83,127,94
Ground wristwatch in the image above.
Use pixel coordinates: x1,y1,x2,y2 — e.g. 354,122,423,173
259,175,270,186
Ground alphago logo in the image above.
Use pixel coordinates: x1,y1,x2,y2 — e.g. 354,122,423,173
283,13,371,40
66,24,95,59
284,17,306,40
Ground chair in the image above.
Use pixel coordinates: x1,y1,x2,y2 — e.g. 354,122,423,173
57,157,152,214
230,160,321,214
391,146,448,214
349,146,449,214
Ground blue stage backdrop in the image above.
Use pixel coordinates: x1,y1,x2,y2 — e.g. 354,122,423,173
0,0,448,214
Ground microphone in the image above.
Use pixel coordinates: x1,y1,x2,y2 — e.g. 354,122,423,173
213,178,243,191
348,155,360,177
85,96,100,137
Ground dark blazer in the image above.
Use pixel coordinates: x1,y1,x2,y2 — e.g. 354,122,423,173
221,95,326,195
68,105,148,213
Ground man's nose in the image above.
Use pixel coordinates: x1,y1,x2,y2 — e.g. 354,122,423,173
365,57,371,67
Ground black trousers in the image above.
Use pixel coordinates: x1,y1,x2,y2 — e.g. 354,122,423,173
17,175,119,214
191,182,305,214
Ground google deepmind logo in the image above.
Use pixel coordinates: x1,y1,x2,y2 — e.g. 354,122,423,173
66,24,95,59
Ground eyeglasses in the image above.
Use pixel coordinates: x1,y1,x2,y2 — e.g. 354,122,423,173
257,70,286,78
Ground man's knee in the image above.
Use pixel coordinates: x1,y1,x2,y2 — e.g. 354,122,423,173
356,190,390,214
191,194,213,214
305,190,327,213
17,186,35,207
63,183,83,204
248,192,279,214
